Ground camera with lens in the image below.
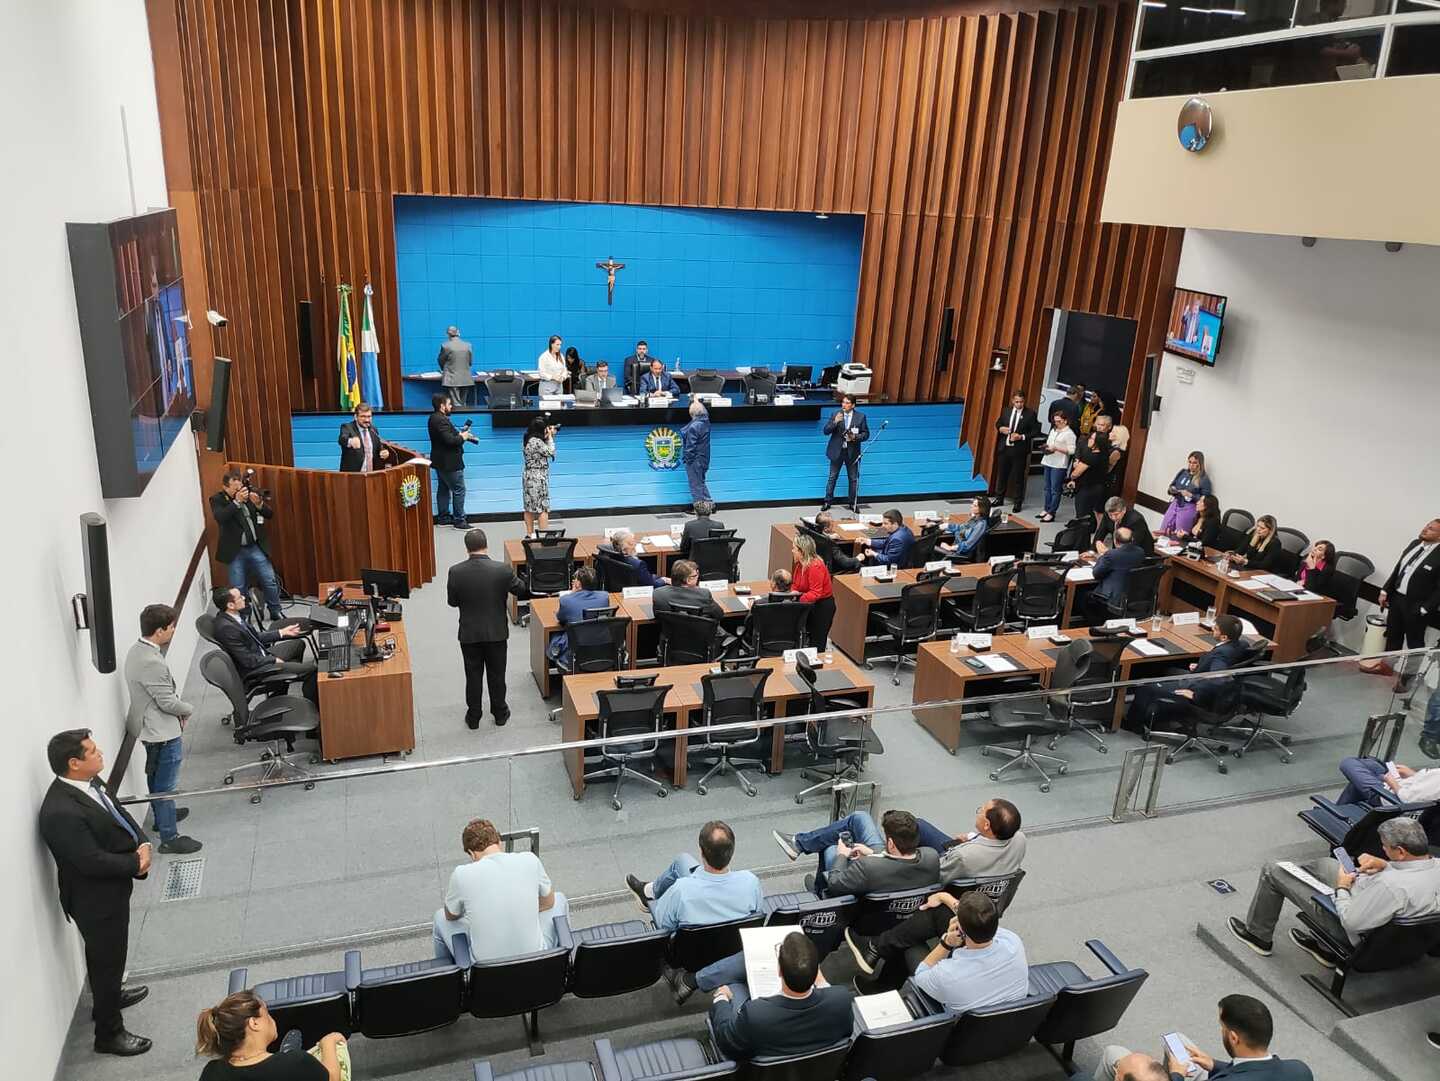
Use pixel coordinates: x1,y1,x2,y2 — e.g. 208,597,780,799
241,467,273,501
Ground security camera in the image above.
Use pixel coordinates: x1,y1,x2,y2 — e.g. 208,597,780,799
206,309,229,327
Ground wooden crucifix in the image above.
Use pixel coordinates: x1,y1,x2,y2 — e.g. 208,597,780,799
596,256,625,305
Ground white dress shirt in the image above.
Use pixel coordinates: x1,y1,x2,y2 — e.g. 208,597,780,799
537,350,567,384
59,774,107,809
1396,541,1438,597
1041,426,1076,469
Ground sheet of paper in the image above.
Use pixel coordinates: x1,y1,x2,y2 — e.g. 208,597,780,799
1256,574,1301,590
1172,611,1201,625
739,926,794,999
1058,550,1081,563
1067,566,1095,582
644,534,673,547
634,543,646,554
1130,638,1168,657
1240,618,1260,637
1233,578,1268,591
1294,590,1323,601
978,654,1017,673
741,595,756,608
854,990,914,1031
1276,860,1335,897
839,522,869,532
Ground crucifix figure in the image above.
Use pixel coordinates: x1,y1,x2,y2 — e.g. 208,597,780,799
596,256,625,305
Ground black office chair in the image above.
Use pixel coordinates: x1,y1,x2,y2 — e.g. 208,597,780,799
745,599,810,656
852,884,944,936
742,370,778,403
945,869,1027,916
937,989,1058,1067
1048,516,1095,554
1274,527,1310,575
692,536,744,583
763,892,860,961
1295,896,1440,1016
1309,550,1374,656
227,953,360,1049
950,569,1015,634
841,981,957,1081
585,685,672,810
1221,508,1255,535
467,945,571,1052
1213,523,1248,553
688,370,727,395
970,639,1090,792
791,653,881,803
555,914,670,998
518,537,578,626
1100,560,1165,621
690,667,770,796
353,938,471,1039
1011,562,1066,627
731,1036,852,1081
1232,665,1305,762
595,548,642,591
196,613,307,707
1298,791,1440,860
905,527,941,570
659,610,723,666
595,1036,738,1081
868,576,944,684
1053,635,1130,753
485,370,525,407
1029,939,1150,1073
1146,649,1260,775
200,651,320,799
666,913,767,977
568,615,632,673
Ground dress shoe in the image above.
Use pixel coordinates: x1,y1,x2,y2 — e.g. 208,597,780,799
845,928,884,975
1289,928,1341,968
174,808,189,823
670,967,699,1006
464,715,481,730
94,1030,152,1056
624,874,651,912
819,502,832,512
1419,737,1440,761
159,836,202,855
493,709,511,727
1358,659,1392,675
1426,1031,1440,1051
453,521,470,531
1226,916,1272,956
118,985,149,1009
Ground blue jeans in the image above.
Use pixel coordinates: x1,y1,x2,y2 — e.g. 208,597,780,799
915,817,954,853
653,853,702,898
1043,466,1067,516
434,468,466,524
228,545,282,618
794,811,886,893
686,461,712,503
1338,756,1392,807
696,950,750,1005
1424,688,1440,743
143,737,183,841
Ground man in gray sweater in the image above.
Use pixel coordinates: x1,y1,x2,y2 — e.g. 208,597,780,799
781,809,939,897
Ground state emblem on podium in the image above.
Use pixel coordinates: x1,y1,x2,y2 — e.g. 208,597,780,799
644,427,682,470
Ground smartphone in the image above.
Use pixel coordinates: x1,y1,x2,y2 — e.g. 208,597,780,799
462,419,473,429
1333,846,1356,874
1163,1033,1194,1072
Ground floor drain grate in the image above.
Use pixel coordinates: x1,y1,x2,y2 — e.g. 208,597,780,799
160,858,205,902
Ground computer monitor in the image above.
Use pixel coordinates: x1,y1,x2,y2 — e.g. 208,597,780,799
360,567,411,599
818,364,841,387
783,363,813,385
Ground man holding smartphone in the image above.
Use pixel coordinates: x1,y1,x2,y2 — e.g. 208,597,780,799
1094,995,1313,1080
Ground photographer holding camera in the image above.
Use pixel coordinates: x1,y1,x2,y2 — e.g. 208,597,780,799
210,470,283,620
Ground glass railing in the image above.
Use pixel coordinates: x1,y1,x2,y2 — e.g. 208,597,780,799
116,643,1438,975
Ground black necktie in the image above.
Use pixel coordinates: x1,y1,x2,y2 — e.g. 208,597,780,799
89,779,139,843
1397,545,1426,590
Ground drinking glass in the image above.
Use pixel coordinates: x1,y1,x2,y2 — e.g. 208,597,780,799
1205,605,1217,625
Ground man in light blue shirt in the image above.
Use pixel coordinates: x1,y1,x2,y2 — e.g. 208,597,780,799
625,820,763,932
911,892,1028,1012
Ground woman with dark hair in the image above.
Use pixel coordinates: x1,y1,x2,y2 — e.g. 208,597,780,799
1300,540,1337,596
1228,514,1285,572
196,990,346,1079
1160,451,1212,535
1174,493,1221,548
536,334,566,395
1068,429,1112,525
563,345,585,390
521,416,558,537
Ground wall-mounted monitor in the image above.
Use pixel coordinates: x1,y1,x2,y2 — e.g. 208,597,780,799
67,209,195,497
1165,286,1227,366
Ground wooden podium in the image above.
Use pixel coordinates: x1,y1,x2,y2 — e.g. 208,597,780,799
315,580,415,761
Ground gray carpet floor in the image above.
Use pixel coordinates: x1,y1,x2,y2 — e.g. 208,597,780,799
66,503,1437,1081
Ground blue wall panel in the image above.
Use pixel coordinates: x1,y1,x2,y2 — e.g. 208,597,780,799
293,405,985,516
394,197,863,379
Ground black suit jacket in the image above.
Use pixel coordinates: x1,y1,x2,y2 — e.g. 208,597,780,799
448,555,524,643
994,405,1040,454
1094,508,1155,555
338,420,387,473
680,516,726,557
1180,1057,1313,1081
38,779,148,922
428,410,467,473
653,583,724,620
210,490,273,563
824,409,870,463
1384,539,1440,613
212,612,284,674
711,984,854,1062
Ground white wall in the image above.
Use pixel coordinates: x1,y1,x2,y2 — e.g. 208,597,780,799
0,3,207,1077
1138,229,1440,601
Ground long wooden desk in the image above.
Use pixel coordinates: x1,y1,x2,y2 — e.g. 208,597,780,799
910,620,1272,753
528,579,782,697
768,514,1040,576
559,654,875,798
314,580,416,761
505,527,687,620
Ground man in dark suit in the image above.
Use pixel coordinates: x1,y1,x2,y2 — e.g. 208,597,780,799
863,508,915,567
653,560,725,620
210,471,283,619
1048,384,1083,430
1093,496,1156,555
1084,527,1149,623
706,932,854,1062
547,567,611,668
622,339,652,394
337,401,390,473
680,500,726,557
1124,614,1250,732
821,393,869,513
812,512,861,572
38,730,153,1056
448,528,525,729
637,357,680,396
428,393,477,529
992,390,1039,511
211,586,317,702
1360,518,1440,683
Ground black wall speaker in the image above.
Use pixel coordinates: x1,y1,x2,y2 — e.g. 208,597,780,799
1138,352,1159,430
297,300,315,379
206,356,232,452
936,307,956,373
78,513,116,674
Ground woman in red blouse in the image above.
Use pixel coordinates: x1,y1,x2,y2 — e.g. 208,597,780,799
792,533,835,650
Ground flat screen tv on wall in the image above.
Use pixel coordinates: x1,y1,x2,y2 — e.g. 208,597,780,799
68,209,195,498
1164,286,1227,366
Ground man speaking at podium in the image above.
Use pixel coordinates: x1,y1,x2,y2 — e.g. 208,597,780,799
821,393,869,514
338,402,391,473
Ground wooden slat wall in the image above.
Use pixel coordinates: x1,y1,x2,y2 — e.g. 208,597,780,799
153,0,1182,490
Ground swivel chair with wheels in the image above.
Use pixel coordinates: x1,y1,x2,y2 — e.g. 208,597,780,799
792,653,881,803
594,548,641,591
1145,647,1261,774
200,650,320,802
1221,507,1255,536
546,615,631,722
1231,665,1305,762
969,639,1090,792
1273,527,1310,577
690,667,770,796
1098,561,1165,622
868,576,944,684
1308,551,1373,656
518,537,577,626
691,536,744,583
1011,562,1066,628
658,610,722,666
1053,635,1130,753
484,370,525,407
688,370,727,395
949,570,1014,634
743,599,810,657
584,685,671,810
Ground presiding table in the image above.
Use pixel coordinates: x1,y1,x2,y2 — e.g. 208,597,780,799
313,580,416,761
559,654,875,797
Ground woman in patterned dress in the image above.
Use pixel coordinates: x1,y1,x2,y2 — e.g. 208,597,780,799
521,416,557,536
